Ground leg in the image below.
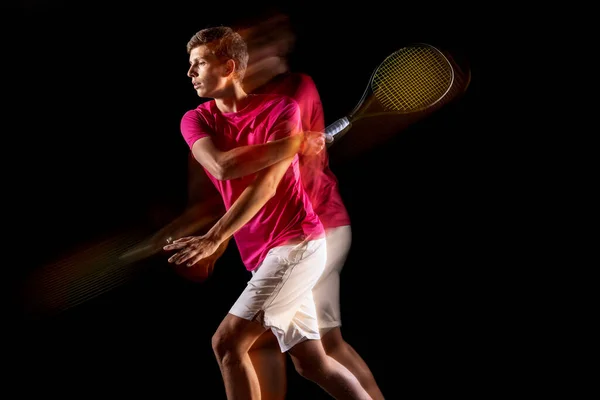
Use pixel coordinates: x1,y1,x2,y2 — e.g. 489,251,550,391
321,328,385,400
249,330,287,400
212,313,268,400
244,237,369,399
287,338,372,400
221,237,327,399
313,226,385,399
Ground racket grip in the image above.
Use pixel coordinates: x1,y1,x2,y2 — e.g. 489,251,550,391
325,117,351,140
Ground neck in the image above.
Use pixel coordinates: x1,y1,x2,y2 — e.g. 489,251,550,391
215,83,249,114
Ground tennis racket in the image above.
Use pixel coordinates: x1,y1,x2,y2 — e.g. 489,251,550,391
16,196,229,319
325,43,458,146
118,195,229,283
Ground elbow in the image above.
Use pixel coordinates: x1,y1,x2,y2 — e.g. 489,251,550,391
192,150,229,181
205,163,226,180
215,154,249,181
261,187,277,202
267,187,277,200
215,162,236,181
211,166,228,181
209,157,235,181
263,180,279,199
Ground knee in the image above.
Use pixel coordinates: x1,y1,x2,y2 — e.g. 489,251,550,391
211,329,238,365
291,355,326,381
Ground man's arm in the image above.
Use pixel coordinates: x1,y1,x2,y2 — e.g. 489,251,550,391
204,155,293,243
191,132,322,181
163,156,294,266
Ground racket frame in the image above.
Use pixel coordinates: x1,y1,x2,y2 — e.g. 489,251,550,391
326,42,457,145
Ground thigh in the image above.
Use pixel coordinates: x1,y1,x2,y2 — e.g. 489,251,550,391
249,331,288,400
287,338,328,370
314,225,351,293
214,313,268,354
324,225,352,275
312,226,351,329
230,240,324,325
251,329,281,351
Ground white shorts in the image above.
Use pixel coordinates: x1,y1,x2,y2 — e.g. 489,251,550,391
229,237,327,352
313,225,352,334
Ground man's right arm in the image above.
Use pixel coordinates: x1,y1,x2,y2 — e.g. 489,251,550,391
191,131,323,181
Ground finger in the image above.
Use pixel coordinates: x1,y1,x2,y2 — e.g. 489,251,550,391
168,251,184,264
163,242,187,251
171,252,193,265
186,254,205,267
175,249,198,265
172,237,195,244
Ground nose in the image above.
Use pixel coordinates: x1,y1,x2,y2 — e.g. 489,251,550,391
187,65,196,78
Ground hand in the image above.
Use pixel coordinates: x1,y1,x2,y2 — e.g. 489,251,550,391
163,234,223,267
170,237,230,283
300,131,327,156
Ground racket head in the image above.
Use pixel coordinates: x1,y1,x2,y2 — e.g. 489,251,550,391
351,43,454,118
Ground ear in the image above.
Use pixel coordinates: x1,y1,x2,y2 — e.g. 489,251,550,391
223,59,236,77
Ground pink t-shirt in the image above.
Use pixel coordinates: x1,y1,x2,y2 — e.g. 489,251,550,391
254,72,351,229
180,94,325,271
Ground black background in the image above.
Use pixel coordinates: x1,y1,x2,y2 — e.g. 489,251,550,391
5,1,498,398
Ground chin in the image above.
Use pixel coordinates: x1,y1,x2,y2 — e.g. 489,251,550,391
197,89,215,98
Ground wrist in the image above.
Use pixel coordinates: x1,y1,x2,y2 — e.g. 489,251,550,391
297,132,306,154
205,223,227,245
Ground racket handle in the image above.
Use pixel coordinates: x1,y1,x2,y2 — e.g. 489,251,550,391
325,117,351,137
325,117,351,146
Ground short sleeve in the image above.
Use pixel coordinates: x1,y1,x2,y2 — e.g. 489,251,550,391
180,109,212,149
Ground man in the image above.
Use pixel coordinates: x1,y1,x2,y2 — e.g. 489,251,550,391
241,14,385,400
163,26,371,399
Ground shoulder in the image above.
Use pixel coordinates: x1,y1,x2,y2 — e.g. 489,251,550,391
293,72,317,86
273,71,314,84
268,72,317,94
281,72,317,92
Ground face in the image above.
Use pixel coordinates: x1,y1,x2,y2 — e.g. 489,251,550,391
187,45,230,98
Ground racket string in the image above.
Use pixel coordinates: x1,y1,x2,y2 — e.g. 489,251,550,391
372,45,453,111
